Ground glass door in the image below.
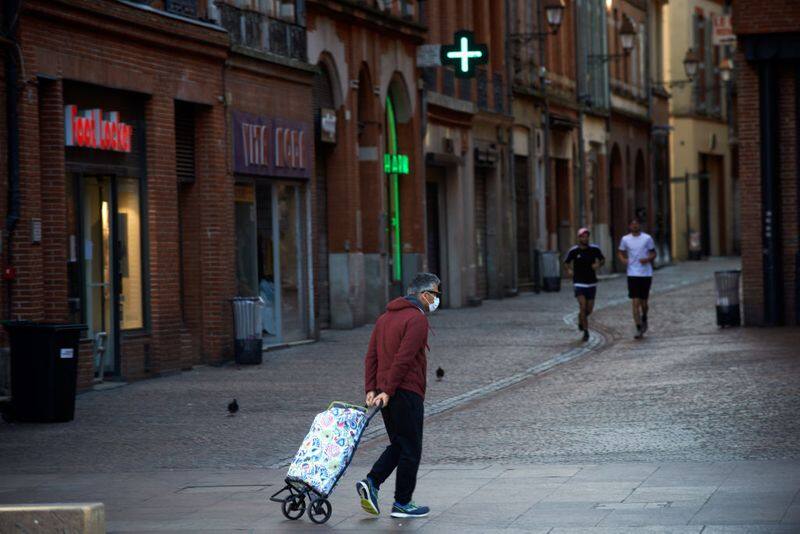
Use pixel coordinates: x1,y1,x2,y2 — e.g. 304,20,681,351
277,184,308,342
82,176,116,376
79,175,145,377
235,181,309,345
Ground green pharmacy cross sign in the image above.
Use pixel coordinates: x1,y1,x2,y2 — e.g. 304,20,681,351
440,30,489,78
384,153,409,175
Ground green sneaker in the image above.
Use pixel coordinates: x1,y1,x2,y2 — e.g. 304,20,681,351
390,501,430,518
356,478,380,516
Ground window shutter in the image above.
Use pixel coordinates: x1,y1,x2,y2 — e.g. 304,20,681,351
175,102,196,184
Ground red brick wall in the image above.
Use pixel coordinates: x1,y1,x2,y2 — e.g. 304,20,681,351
733,0,800,35
0,54,7,331
736,52,799,326
39,80,69,323
777,64,798,325
736,50,763,325
10,0,237,389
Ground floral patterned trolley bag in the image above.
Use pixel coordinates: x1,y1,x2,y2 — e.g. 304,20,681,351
269,401,382,524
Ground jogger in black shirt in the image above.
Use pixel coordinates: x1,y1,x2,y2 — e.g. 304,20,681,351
563,228,605,342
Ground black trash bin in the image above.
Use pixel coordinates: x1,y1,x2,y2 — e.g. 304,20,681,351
714,270,741,327
2,322,85,423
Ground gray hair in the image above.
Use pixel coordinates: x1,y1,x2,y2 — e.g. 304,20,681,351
406,272,441,296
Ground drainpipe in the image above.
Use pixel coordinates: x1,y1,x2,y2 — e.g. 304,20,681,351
3,0,22,320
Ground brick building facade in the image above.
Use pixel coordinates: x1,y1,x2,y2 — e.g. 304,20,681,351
306,0,426,328
422,0,515,306
0,0,316,390
733,0,800,326
1,0,685,394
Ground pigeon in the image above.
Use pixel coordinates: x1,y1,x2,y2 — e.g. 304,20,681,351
435,367,445,381
227,399,239,416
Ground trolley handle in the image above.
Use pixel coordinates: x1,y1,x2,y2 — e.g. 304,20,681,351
367,400,384,422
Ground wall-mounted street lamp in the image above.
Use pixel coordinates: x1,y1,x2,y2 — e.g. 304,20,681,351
588,14,636,64
510,0,565,41
682,47,700,81
545,0,566,29
653,47,700,88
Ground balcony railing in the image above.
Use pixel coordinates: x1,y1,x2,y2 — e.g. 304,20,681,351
217,2,307,62
165,0,197,17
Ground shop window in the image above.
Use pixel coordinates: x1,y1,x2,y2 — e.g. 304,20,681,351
235,184,259,298
117,178,144,330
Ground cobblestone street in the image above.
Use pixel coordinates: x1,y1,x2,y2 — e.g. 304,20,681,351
2,258,800,532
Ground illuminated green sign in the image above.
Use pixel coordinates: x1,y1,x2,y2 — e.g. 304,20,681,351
384,153,409,175
386,97,402,284
440,30,488,78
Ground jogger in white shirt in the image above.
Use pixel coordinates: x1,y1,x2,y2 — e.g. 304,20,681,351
617,219,657,339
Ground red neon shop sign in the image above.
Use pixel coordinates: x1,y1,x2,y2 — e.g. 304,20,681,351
64,105,133,153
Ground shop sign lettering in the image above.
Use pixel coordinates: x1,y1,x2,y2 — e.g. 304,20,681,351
233,111,311,179
64,105,133,153
384,153,410,175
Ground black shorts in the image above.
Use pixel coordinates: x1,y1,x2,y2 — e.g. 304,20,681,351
627,276,652,299
574,286,597,300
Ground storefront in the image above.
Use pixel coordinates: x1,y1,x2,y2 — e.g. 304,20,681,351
63,82,147,379
232,111,314,346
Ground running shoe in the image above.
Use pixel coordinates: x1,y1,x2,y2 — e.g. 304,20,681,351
641,318,648,334
582,329,590,342
390,501,430,518
357,478,380,516
634,324,643,339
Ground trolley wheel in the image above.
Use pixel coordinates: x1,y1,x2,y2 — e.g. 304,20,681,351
307,497,332,524
281,494,306,520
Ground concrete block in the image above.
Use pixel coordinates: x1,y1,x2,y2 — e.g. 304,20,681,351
0,503,105,533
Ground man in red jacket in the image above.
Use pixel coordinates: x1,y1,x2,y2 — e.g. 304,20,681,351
356,272,440,519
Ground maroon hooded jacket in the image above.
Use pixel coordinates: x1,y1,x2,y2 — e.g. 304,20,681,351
364,297,429,400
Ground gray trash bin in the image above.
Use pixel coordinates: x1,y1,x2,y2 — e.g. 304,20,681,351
541,251,561,292
714,270,741,327
232,297,264,364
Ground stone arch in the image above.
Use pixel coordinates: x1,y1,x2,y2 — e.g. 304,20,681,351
312,59,339,328
315,52,344,110
386,72,413,124
357,61,391,316
610,144,626,262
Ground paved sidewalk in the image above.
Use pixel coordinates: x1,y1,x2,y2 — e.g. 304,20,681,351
1,460,798,532
0,259,737,473
5,257,798,532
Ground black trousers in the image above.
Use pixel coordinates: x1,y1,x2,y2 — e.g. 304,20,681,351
367,389,424,505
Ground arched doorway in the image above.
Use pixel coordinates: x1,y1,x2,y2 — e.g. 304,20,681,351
610,144,625,270
384,75,413,297
313,62,336,328
634,149,647,225
357,65,386,318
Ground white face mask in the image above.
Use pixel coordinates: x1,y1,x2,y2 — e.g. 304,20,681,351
427,295,440,313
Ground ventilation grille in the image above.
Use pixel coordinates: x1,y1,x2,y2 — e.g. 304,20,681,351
175,102,196,184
